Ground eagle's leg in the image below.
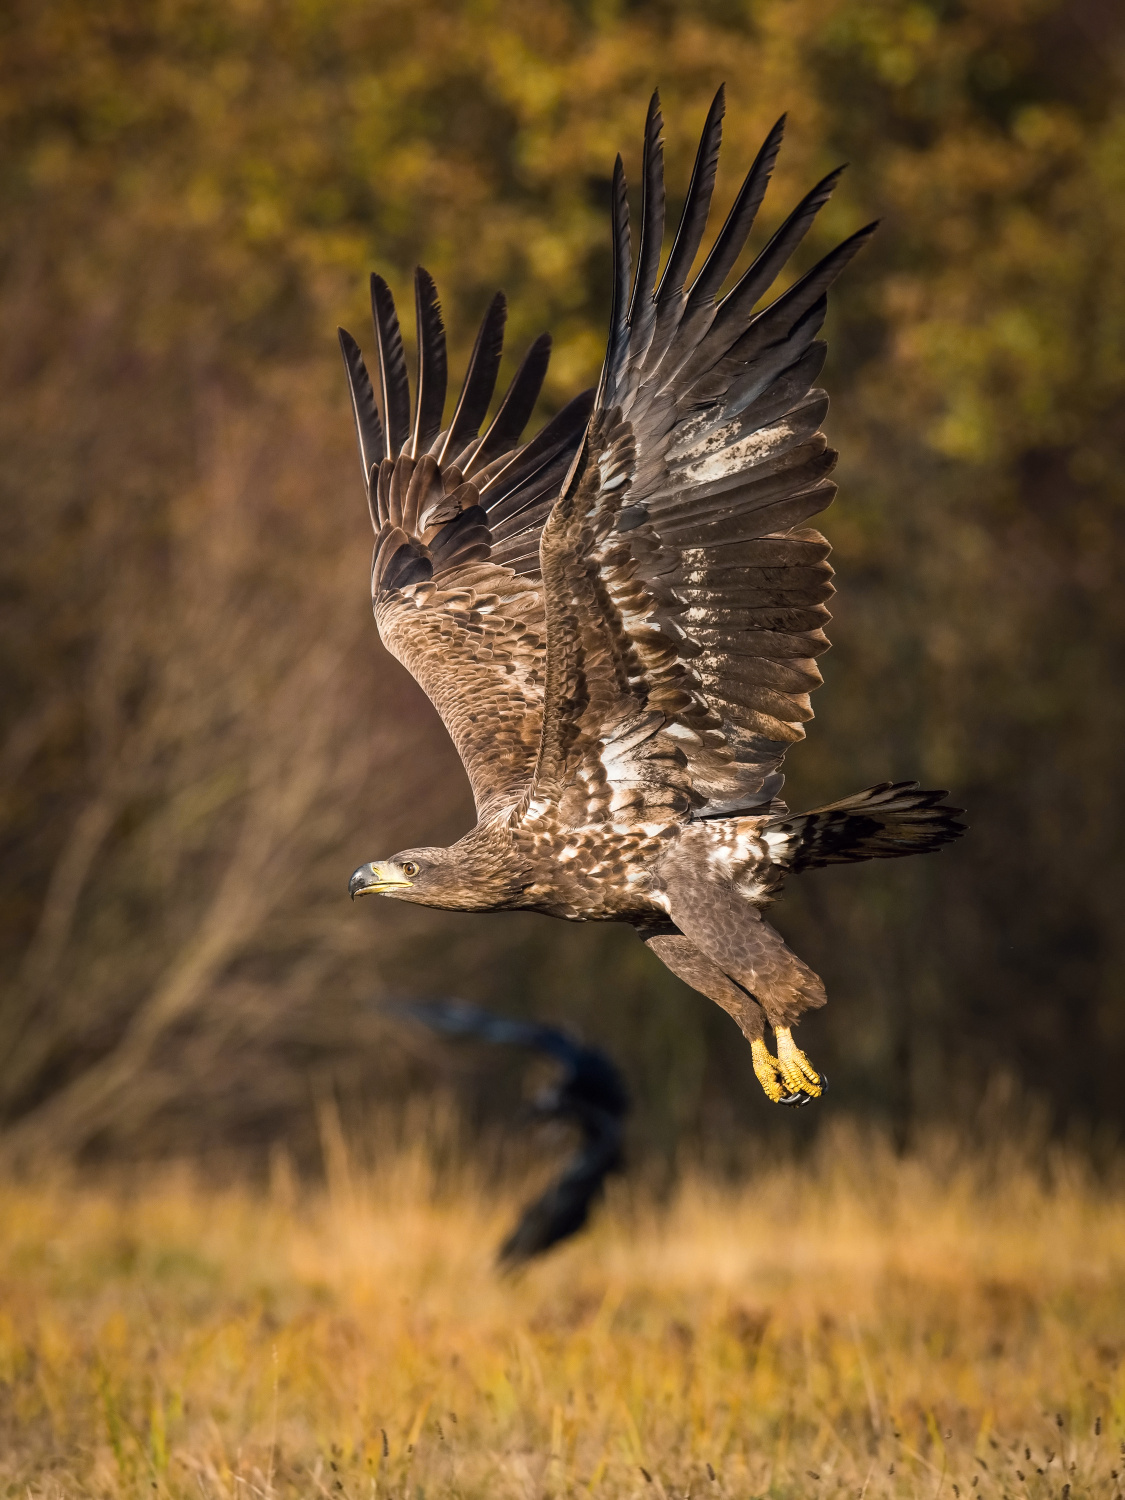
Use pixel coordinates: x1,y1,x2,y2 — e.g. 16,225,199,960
652,837,829,1103
774,1026,824,1099
640,926,766,1043
749,1037,791,1104
640,926,802,1105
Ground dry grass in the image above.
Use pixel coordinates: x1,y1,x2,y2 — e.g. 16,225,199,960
1,1121,1123,1499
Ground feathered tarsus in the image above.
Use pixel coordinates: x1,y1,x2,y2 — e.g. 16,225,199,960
341,88,965,1109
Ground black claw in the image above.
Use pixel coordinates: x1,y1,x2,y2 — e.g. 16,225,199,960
777,1072,828,1107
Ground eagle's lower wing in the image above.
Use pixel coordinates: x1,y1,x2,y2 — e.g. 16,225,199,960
339,271,594,817
531,90,875,827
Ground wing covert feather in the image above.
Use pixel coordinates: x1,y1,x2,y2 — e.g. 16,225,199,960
378,566,546,816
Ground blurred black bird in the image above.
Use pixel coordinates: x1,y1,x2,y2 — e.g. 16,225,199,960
391,999,628,1266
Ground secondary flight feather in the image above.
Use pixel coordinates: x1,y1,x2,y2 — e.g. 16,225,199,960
342,90,965,1104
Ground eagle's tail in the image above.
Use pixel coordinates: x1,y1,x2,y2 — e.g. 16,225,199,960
764,782,966,873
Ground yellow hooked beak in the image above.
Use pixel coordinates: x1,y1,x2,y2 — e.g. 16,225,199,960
348,862,414,899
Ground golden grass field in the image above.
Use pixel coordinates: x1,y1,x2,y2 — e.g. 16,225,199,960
1,1119,1123,1499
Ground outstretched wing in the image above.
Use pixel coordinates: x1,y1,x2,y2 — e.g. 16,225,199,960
530,89,876,828
339,271,593,818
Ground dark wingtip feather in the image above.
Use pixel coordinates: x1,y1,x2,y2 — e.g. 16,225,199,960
762,219,880,331
599,153,632,404
628,90,666,333
440,290,508,463
689,112,788,307
467,331,553,474
337,327,383,515
411,266,448,458
656,84,726,304
370,273,411,459
716,163,849,321
700,164,853,355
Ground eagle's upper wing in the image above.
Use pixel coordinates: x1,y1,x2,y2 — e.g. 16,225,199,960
339,273,593,818
528,89,876,828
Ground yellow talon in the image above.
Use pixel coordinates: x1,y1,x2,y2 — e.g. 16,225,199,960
751,1038,785,1102
775,1026,822,1098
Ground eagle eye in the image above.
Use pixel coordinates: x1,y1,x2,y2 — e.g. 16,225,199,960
402,861,419,878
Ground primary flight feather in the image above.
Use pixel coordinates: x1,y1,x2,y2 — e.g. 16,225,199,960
342,90,965,1105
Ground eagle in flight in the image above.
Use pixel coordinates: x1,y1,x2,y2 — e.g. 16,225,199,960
343,90,964,1106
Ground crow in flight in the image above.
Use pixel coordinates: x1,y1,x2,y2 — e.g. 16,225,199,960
393,999,627,1266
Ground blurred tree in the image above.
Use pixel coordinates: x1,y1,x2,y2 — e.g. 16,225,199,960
0,0,1121,1165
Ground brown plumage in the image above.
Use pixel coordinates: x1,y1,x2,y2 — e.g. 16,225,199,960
343,90,965,1104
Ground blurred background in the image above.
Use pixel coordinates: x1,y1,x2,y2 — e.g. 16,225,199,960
1,0,1122,1172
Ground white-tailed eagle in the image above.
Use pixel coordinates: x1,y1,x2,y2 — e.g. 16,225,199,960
343,90,964,1105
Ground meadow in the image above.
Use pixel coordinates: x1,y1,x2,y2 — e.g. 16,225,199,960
2,1120,1122,1499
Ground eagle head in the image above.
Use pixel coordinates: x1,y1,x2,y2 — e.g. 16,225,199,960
348,844,504,911
349,849,436,903
350,827,527,911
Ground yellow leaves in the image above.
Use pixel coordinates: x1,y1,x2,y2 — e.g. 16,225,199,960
184,172,226,229
1011,103,1079,154
824,0,941,88
12,0,1113,461
865,82,1125,463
